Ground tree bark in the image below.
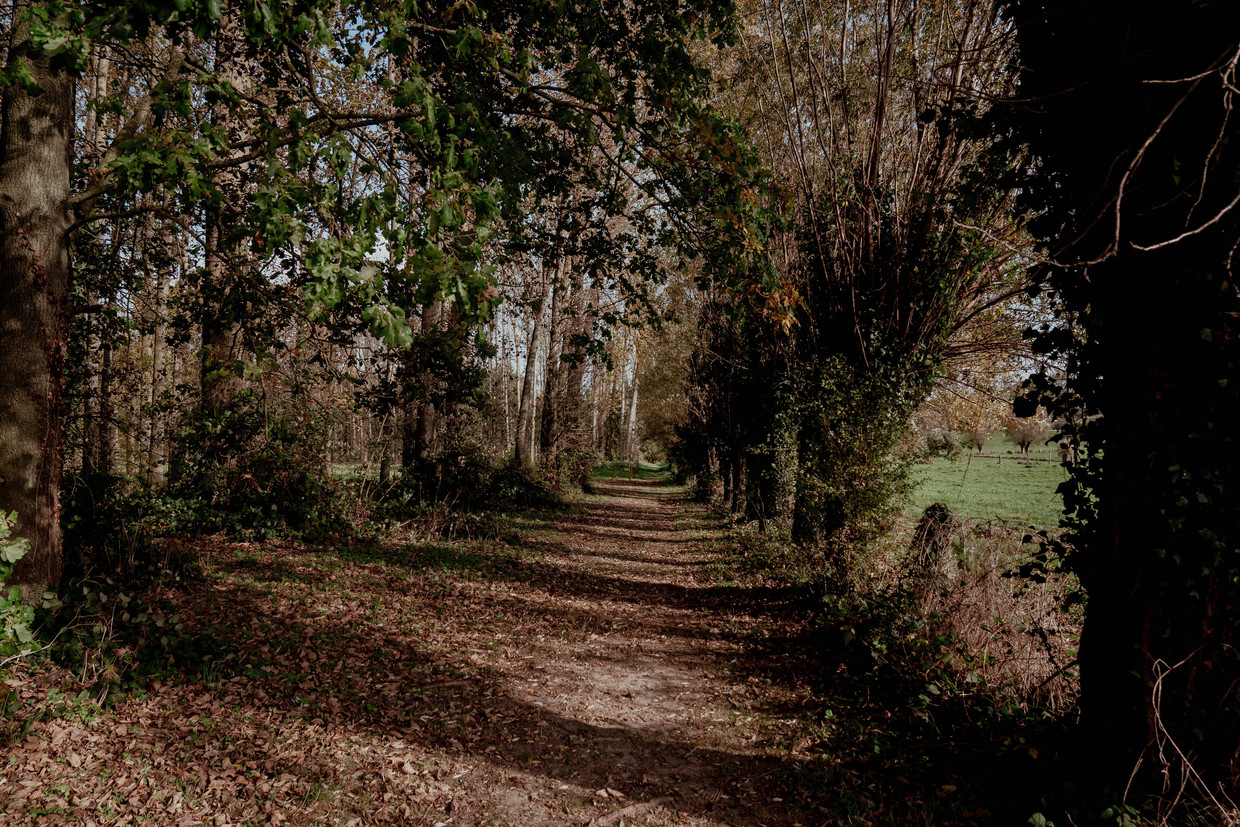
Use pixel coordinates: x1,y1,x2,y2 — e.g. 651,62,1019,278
201,13,248,416
625,374,639,463
0,1,75,590
146,219,176,486
96,330,117,474
615,370,626,461
414,300,443,468
538,263,566,462
515,269,553,467
1008,0,1240,795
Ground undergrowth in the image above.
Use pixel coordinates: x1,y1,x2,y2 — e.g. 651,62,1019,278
721,502,1083,824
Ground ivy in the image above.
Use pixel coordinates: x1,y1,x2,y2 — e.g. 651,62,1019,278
0,512,36,660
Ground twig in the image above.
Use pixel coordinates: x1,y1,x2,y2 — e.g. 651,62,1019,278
589,796,673,826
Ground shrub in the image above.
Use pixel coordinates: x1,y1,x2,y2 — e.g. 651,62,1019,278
961,425,996,453
168,393,350,542
61,473,198,580
1003,413,1053,454
0,512,36,659
374,452,565,528
792,356,923,580
558,448,603,493
925,428,964,460
33,576,223,703
912,518,1080,710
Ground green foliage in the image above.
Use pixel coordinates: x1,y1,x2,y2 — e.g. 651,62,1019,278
61,474,198,580
554,448,604,493
792,357,925,579
61,398,350,579
924,429,964,460
484,462,565,511
169,393,351,542
375,453,565,527
910,454,1068,530
1007,0,1240,801
34,577,222,702
0,512,36,659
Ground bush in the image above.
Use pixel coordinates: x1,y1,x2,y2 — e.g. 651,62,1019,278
32,576,224,704
485,461,563,509
61,473,198,580
792,356,922,578
61,406,350,582
168,393,350,542
925,428,964,460
919,521,1080,710
1003,414,1053,454
690,468,718,503
374,452,565,528
558,448,603,493
0,512,36,659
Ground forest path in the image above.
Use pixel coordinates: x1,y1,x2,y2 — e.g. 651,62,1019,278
435,476,809,826
0,478,819,826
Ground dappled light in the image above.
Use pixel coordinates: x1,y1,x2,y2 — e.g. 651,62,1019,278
0,0,1237,824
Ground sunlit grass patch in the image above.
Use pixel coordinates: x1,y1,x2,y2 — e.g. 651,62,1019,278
592,460,670,482
910,454,1068,530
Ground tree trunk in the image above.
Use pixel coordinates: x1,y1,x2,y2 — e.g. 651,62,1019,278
80,46,114,479
1008,0,1240,795
729,449,744,513
515,270,553,467
625,375,639,463
0,2,74,591
146,220,176,486
379,412,393,485
538,263,566,463
414,300,443,469
560,269,590,449
616,372,627,461
201,13,248,416
102,329,120,470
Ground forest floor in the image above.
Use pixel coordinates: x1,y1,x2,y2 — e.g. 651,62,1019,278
1,478,1052,826
0,479,845,826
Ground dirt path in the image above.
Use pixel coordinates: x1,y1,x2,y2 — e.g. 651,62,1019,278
443,478,806,826
1,479,816,826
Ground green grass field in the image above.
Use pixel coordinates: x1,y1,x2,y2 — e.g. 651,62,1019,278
909,453,1069,529
593,460,670,482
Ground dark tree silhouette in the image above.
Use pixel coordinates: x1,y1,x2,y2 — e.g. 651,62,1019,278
1009,0,1240,801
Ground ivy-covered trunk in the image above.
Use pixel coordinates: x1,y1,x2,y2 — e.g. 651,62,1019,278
1075,250,1240,795
1008,0,1240,796
0,6,75,592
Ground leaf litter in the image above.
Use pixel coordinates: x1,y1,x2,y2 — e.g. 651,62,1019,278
1,479,824,826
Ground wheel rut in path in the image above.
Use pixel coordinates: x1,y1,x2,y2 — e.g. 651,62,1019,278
446,477,807,826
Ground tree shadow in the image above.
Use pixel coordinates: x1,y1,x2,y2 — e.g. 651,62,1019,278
182,571,822,825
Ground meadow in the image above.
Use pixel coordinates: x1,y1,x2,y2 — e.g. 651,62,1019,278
909,435,1069,530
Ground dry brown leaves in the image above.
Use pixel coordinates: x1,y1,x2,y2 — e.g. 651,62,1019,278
1,481,815,826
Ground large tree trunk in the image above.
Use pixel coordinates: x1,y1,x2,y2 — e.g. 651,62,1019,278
97,330,118,474
1009,0,1240,797
0,3,75,591
559,270,590,449
146,219,176,486
615,371,626,460
413,300,443,469
201,13,248,416
80,47,113,478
